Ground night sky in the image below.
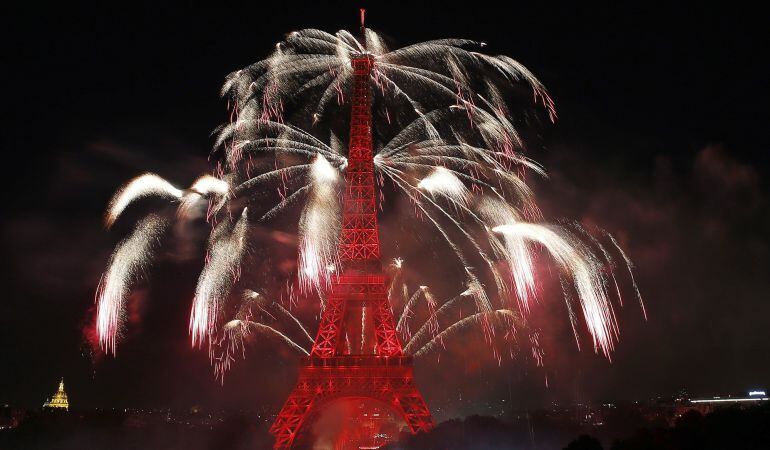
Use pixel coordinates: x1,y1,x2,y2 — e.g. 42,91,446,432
2,2,768,417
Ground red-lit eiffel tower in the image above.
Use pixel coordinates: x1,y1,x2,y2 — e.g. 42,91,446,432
270,18,434,450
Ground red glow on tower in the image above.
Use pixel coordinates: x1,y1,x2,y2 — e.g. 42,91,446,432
270,55,433,449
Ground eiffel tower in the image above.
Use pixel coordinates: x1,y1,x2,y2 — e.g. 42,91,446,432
270,43,433,449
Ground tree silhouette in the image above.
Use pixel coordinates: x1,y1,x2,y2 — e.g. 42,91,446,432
565,434,603,450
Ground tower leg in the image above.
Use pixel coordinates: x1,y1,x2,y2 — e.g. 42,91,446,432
309,293,347,358
270,385,316,450
372,295,403,357
395,388,434,433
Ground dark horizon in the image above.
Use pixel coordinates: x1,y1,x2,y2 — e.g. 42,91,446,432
1,2,768,417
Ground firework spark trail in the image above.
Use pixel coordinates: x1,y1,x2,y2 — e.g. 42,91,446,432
423,287,440,337
215,119,346,185
219,113,342,164
374,108,543,183
401,284,410,315
96,215,167,354
412,309,519,358
214,290,317,378
230,131,346,165
396,286,427,336
228,164,314,200
478,54,557,121
417,166,470,208
396,285,458,346
297,155,341,291
254,185,309,222
403,292,469,354
214,320,246,378
387,157,531,208
178,175,230,219
478,197,537,310
225,320,310,355
381,167,474,272
383,164,506,304
106,174,183,228
561,278,582,350
463,270,497,342
213,290,269,377
607,233,647,320
240,289,276,320
375,110,448,158
190,174,230,196
493,223,619,358
492,169,542,221
575,224,625,309
221,29,554,147
271,302,315,344
189,209,249,348
386,155,532,266
529,331,545,367
386,257,404,306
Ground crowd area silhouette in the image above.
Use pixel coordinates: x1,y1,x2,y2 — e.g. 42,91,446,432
386,404,770,450
2,404,768,449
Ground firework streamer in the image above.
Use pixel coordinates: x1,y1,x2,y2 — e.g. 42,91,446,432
221,28,554,157
477,197,536,309
386,257,404,306
413,310,519,358
607,233,647,320
271,302,315,345
297,155,341,291
178,175,229,219
493,223,619,358
417,166,470,209
384,165,501,301
189,209,249,348
105,174,182,228
574,224,625,309
396,286,428,337
215,319,309,377
240,289,277,320
96,215,168,354
403,291,472,354
423,287,440,337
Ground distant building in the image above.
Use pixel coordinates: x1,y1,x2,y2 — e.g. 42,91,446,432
43,379,69,411
677,390,768,417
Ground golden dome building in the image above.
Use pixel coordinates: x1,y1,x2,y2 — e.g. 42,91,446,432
43,379,69,411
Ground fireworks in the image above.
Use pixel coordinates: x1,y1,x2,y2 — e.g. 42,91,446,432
297,155,341,291
106,174,182,228
96,214,167,354
493,223,618,358
219,275,522,369
95,24,643,378
190,208,249,348
179,175,230,218
417,166,470,208
219,29,555,132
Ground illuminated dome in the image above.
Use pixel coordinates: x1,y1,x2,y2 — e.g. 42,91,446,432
43,379,69,411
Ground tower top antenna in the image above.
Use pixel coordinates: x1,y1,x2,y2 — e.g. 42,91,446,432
360,8,366,45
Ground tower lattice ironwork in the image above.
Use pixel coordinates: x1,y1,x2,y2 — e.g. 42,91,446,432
270,54,434,449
